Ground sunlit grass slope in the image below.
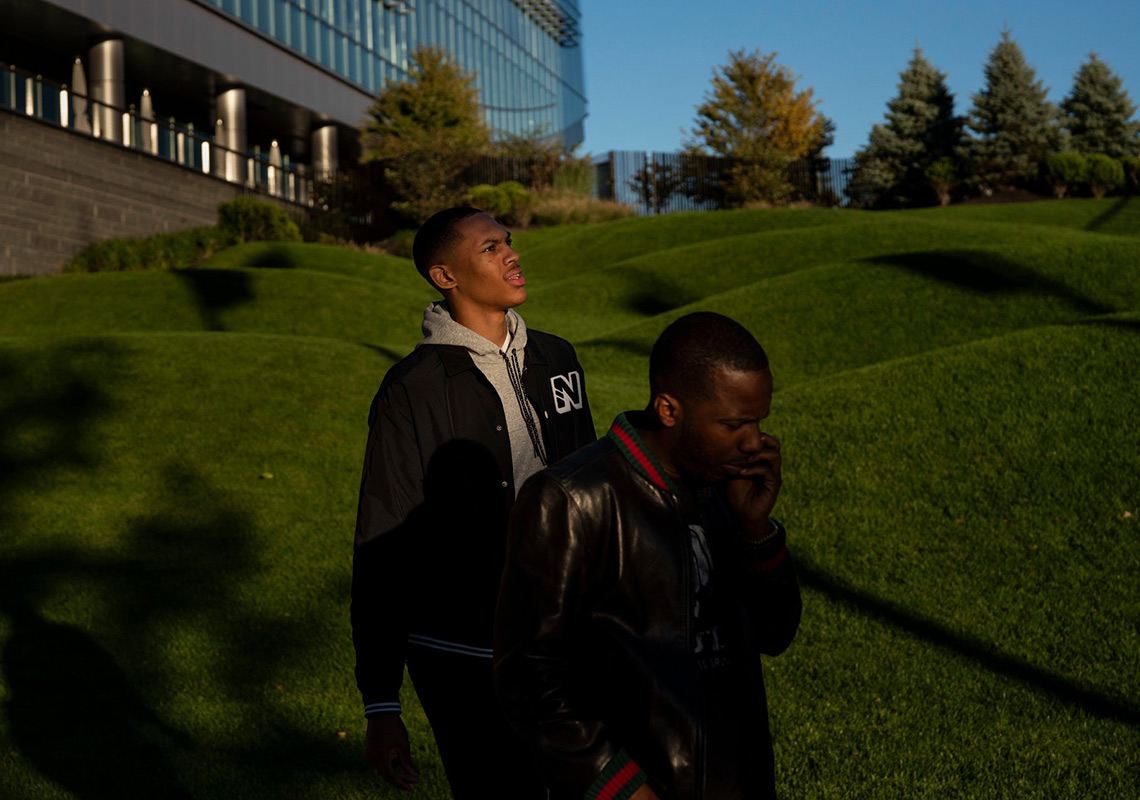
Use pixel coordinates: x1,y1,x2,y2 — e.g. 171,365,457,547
769,315,1140,798
1,197,1138,798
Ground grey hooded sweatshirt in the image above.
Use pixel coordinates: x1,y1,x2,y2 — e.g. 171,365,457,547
417,301,547,494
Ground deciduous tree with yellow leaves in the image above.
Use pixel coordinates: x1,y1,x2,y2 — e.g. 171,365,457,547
685,48,833,205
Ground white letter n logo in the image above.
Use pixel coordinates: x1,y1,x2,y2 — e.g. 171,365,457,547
551,371,583,414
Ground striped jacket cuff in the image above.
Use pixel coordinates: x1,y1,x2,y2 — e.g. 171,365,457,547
584,749,647,800
363,701,402,717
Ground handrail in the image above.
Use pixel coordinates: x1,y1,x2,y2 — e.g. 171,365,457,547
1,60,311,206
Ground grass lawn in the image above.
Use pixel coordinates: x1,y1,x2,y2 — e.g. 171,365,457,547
1,197,1138,798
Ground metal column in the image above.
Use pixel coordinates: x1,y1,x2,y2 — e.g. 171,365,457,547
311,124,339,180
217,88,247,184
88,39,124,142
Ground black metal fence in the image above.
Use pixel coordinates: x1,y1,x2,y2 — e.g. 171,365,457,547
595,150,856,214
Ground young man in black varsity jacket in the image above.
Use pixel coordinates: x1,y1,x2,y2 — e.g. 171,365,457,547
351,207,595,798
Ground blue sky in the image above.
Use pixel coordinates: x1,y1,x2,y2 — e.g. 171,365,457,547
577,0,1140,159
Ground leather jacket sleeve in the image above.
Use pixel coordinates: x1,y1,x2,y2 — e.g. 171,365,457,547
735,520,802,657
495,472,635,799
350,378,423,716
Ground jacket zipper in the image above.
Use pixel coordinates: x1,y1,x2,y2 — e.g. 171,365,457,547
669,492,706,800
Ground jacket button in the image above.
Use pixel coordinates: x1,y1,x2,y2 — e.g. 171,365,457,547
496,425,503,431
501,481,508,488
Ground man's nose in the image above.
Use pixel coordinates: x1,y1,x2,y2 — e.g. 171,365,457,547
740,425,763,453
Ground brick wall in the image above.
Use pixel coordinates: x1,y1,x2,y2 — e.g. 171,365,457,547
1,110,298,276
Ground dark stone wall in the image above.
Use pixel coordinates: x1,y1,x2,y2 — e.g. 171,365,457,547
0,110,295,276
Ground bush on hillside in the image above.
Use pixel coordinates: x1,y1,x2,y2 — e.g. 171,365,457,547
468,181,533,227
64,226,228,272
379,228,417,259
217,197,303,243
529,190,633,227
1085,154,1124,199
1044,152,1087,199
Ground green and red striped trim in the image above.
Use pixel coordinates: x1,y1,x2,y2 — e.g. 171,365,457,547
584,748,648,800
607,413,681,496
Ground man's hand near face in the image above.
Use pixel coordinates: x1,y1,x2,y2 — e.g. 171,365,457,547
366,714,421,791
726,432,782,542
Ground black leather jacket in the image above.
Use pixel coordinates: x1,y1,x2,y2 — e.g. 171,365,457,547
495,413,801,800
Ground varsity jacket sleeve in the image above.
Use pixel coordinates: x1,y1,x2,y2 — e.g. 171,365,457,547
569,349,597,448
350,377,424,717
494,473,649,800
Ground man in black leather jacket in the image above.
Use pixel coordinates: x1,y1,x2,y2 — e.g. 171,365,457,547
496,312,801,800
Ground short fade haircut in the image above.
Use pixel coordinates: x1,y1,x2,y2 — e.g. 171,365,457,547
649,312,769,401
412,206,484,287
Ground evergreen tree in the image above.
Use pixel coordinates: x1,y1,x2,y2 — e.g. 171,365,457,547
961,30,1062,192
848,48,963,208
684,49,832,205
360,46,490,224
1062,53,1140,158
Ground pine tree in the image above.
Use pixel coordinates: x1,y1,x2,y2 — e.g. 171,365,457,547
1062,53,1140,158
684,49,832,205
961,30,1062,192
848,48,963,208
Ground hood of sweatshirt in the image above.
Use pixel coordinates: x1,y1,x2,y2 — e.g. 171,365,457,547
416,301,528,355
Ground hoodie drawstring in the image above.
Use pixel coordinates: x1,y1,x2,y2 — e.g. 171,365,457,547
503,349,547,467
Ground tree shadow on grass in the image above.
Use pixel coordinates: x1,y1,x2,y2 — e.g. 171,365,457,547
621,275,700,318
175,269,254,331
0,341,365,796
869,250,1115,316
247,245,299,269
795,556,1140,728
1085,196,1133,233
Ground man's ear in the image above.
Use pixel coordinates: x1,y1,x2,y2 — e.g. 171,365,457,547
651,392,683,429
428,265,456,292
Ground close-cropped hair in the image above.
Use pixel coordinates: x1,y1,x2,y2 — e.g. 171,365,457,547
649,311,769,400
412,206,484,286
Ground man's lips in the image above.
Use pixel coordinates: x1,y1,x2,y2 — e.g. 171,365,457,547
506,270,526,286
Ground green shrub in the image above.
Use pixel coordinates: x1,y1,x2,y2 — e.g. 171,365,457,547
1121,156,1140,193
64,226,228,273
551,159,595,197
1044,152,1087,199
216,197,302,243
924,158,958,207
467,181,533,227
380,228,417,260
1084,154,1124,199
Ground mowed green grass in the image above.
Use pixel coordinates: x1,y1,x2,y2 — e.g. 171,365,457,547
1,198,1138,798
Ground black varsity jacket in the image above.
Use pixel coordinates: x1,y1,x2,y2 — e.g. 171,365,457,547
351,328,596,718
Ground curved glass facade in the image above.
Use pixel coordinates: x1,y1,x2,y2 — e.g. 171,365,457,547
203,0,586,144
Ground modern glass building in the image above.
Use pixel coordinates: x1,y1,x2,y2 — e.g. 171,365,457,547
2,0,585,192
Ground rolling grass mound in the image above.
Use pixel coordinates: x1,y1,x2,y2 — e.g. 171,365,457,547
2,199,1138,798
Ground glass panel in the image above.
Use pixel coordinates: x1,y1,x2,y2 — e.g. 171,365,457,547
257,0,272,34
275,0,289,44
